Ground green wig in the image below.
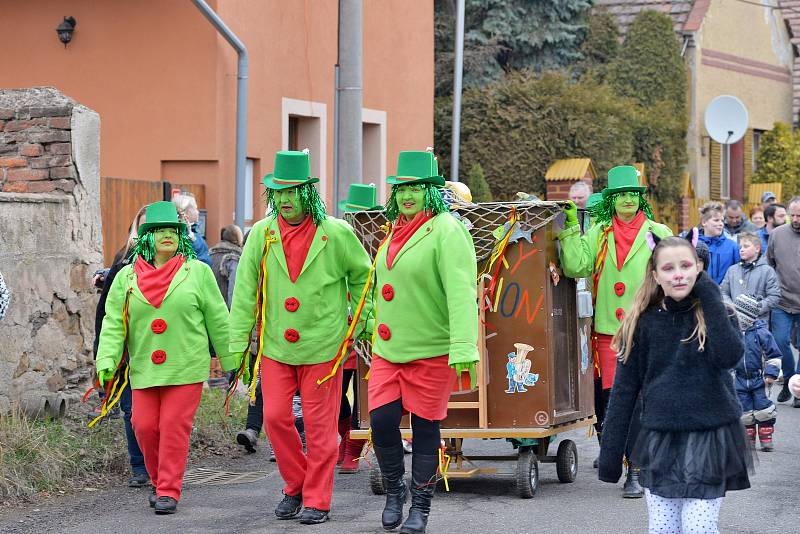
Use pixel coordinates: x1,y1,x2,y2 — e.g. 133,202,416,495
384,183,449,222
588,191,654,226
264,183,327,225
130,228,197,264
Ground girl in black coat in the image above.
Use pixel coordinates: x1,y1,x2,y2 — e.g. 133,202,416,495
599,236,752,533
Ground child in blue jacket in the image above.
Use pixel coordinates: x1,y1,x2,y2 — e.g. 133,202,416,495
734,294,782,451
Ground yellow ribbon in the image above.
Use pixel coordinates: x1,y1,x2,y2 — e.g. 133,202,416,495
88,365,129,428
247,233,278,403
438,446,451,492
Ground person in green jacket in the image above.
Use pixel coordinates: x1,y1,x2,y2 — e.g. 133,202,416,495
558,165,672,499
95,201,233,514
368,150,479,534
228,150,372,525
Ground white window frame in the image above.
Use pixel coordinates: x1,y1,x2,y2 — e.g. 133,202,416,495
362,107,388,202
720,143,730,199
281,97,328,201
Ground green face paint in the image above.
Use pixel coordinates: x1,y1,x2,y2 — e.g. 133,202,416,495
614,191,640,220
154,227,179,257
395,185,426,219
275,187,306,224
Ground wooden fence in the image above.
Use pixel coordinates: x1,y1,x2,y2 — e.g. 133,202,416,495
100,177,205,266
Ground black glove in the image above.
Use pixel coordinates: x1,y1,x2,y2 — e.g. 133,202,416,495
691,270,719,300
597,454,623,484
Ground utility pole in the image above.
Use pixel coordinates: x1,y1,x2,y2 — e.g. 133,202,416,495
450,0,465,182
334,0,363,216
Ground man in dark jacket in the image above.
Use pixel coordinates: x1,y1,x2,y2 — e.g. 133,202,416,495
209,224,243,309
724,199,758,239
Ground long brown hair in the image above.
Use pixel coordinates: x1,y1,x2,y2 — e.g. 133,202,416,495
121,205,148,259
612,236,707,363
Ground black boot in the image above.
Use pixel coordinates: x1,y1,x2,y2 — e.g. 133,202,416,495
622,465,644,499
400,452,439,534
593,431,601,469
374,443,407,531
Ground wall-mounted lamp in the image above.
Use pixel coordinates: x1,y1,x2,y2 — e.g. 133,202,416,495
56,16,76,48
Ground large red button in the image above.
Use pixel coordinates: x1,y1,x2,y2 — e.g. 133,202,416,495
615,308,625,321
151,350,167,365
285,297,300,312
614,282,625,297
150,319,167,334
382,284,394,301
284,329,300,343
378,323,391,341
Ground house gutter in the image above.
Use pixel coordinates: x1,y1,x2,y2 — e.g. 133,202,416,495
192,0,249,229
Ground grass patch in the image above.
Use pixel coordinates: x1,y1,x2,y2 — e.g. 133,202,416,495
0,387,250,506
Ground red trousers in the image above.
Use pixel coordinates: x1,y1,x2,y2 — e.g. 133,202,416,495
131,383,203,501
261,358,343,510
595,334,617,390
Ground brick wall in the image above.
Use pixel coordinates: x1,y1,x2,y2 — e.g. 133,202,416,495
0,102,78,195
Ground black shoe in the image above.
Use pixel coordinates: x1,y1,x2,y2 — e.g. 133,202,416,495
400,452,439,534
128,472,150,488
298,508,330,524
794,396,800,408
373,443,408,530
593,456,599,469
275,493,302,519
148,490,157,508
236,428,258,453
154,496,178,514
622,466,644,499
778,383,791,403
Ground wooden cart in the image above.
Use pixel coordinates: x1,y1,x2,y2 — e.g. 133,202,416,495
347,202,596,498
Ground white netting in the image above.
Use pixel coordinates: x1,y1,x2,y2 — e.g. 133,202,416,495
345,200,568,262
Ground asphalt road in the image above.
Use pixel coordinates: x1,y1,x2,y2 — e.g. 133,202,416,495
2,388,799,534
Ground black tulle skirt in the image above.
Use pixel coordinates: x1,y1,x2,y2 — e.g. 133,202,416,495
631,420,755,499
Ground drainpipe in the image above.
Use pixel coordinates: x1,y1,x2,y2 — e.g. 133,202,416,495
192,0,248,229
335,0,363,217
450,0,465,182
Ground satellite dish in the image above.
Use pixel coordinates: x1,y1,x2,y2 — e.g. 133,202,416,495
704,95,748,145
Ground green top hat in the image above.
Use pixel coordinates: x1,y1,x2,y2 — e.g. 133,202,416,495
338,183,383,213
387,151,445,187
138,201,187,234
262,150,320,190
601,165,646,198
586,192,603,210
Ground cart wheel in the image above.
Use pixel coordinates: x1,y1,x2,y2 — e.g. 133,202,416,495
556,439,578,483
516,448,539,499
369,467,386,495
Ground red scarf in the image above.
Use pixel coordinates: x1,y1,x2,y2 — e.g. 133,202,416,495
134,254,186,308
278,215,317,282
387,211,433,269
611,210,646,269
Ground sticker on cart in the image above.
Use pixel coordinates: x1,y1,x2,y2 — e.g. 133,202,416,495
505,343,539,393
534,411,550,426
580,324,590,374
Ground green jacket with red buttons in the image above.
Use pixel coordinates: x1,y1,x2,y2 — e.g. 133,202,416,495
228,215,372,366
372,212,479,366
558,219,673,336
95,259,233,389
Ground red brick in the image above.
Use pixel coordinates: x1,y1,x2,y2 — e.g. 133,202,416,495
0,157,27,168
26,130,70,143
20,144,43,157
26,181,57,193
7,168,48,181
29,155,72,169
47,143,71,155
3,120,34,132
49,166,76,179
48,117,71,129
2,181,28,193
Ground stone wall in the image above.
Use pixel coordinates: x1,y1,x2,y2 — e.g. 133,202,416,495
0,87,102,415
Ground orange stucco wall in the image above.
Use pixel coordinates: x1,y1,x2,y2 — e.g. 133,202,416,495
1,0,433,249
